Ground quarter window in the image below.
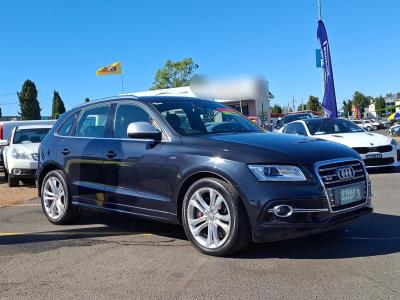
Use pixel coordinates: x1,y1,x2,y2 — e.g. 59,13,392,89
58,111,80,136
75,106,110,138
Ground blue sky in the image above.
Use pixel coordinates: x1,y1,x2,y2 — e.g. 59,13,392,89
1,0,399,116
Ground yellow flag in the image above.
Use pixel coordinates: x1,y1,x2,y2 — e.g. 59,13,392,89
96,62,122,75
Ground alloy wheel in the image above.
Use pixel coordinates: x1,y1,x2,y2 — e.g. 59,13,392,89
43,176,66,220
187,187,232,249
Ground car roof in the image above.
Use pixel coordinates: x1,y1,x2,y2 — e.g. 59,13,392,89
16,125,53,130
72,95,213,111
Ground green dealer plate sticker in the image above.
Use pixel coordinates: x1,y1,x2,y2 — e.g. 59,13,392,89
339,185,364,205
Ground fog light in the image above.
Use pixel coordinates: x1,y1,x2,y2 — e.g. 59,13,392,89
273,205,294,218
12,168,22,175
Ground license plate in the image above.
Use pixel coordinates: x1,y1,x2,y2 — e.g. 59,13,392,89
366,153,382,159
339,186,363,205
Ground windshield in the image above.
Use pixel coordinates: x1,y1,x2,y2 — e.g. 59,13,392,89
282,113,313,124
151,99,262,135
13,128,51,144
304,118,364,135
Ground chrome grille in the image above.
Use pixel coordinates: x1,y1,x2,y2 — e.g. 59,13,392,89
317,159,368,212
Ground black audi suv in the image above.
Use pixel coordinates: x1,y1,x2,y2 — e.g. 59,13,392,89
37,96,372,256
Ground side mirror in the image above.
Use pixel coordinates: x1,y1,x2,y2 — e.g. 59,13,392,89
127,122,162,142
0,140,9,147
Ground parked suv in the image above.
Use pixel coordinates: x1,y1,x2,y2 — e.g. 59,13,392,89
37,96,372,256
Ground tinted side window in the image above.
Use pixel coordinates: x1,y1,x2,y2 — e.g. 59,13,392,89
114,104,154,138
294,123,307,136
75,106,110,138
58,111,80,136
285,123,296,134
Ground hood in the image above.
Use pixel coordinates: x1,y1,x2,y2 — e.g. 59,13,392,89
12,143,40,154
183,132,359,166
315,132,391,148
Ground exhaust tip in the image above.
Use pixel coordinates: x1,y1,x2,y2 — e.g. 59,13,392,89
272,205,293,218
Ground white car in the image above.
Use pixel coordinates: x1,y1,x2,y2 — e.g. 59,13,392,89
389,123,400,135
3,125,53,187
0,119,56,169
352,120,375,131
281,118,399,169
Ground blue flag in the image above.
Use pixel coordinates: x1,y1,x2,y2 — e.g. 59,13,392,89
317,20,338,118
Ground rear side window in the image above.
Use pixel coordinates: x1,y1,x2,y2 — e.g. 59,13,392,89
75,105,110,138
58,111,80,136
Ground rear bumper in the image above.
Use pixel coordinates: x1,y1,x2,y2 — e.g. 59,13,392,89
252,205,373,242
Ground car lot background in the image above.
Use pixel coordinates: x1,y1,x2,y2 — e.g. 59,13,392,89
0,129,399,299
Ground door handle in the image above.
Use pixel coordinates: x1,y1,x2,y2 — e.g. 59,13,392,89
61,149,70,155
106,151,117,159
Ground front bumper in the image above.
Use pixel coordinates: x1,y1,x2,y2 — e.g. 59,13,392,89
8,160,38,179
359,149,400,168
236,158,373,243
252,205,372,242
9,168,37,179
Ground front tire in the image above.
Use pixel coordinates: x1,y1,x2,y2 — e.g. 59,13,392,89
182,178,251,256
41,170,79,224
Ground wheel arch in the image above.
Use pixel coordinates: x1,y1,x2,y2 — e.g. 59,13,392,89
175,170,243,224
37,162,65,197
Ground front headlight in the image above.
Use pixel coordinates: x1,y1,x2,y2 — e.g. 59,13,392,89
391,139,398,147
248,165,306,182
11,148,30,160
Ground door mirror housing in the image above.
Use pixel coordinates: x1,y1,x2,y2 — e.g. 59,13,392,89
127,122,162,142
0,140,9,147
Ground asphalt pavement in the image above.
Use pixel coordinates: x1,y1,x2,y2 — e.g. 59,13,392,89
0,169,399,299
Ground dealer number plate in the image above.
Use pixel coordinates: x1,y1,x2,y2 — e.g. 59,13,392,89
339,185,363,205
366,154,382,159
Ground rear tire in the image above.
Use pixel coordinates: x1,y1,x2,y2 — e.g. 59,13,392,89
41,170,79,225
182,178,251,256
4,169,8,180
8,175,19,187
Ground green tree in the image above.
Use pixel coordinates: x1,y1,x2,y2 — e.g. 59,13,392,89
352,91,370,110
51,91,66,119
150,58,198,90
297,103,307,111
18,79,41,120
342,100,353,117
374,95,386,116
271,104,282,114
306,95,322,112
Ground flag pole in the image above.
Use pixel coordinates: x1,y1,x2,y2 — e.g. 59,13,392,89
120,73,125,93
318,0,322,20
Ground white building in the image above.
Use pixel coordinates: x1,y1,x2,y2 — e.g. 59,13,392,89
367,97,400,117
124,78,270,123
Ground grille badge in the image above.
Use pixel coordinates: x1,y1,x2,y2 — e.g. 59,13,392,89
336,167,356,180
